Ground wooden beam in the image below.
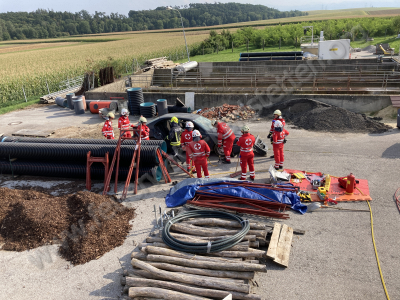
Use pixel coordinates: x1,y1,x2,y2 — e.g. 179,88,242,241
274,224,293,267
266,223,281,260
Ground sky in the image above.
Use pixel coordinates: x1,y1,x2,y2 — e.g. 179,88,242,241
1,0,399,15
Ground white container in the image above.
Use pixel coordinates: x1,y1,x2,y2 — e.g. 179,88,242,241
318,39,350,60
185,92,195,111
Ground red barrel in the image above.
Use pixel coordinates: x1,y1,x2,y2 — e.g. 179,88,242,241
89,101,111,114
345,173,356,194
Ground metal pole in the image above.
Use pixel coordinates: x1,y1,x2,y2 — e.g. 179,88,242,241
174,9,190,62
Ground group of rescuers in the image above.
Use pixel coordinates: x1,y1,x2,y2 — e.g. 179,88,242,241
102,108,288,180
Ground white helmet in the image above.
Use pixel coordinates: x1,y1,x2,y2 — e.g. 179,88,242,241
139,116,147,123
274,120,283,128
273,110,282,116
241,125,250,132
192,130,201,138
186,121,194,128
121,108,129,116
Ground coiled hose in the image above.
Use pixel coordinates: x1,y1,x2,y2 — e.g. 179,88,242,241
0,160,162,181
0,136,167,153
162,210,250,253
0,143,160,165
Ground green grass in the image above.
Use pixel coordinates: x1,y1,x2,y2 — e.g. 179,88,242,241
177,45,301,63
0,97,41,115
351,36,400,53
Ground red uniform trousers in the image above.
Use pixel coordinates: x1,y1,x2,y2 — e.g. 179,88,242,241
194,157,209,178
122,131,131,138
273,144,284,168
240,152,255,180
107,136,115,140
222,135,235,162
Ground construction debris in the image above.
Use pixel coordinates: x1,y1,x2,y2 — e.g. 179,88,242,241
0,188,135,265
197,104,256,121
142,57,177,72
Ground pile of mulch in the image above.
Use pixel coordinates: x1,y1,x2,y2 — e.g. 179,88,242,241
260,99,392,134
0,188,135,265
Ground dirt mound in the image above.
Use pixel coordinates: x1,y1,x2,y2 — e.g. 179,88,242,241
260,99,391,133
0,188,135,265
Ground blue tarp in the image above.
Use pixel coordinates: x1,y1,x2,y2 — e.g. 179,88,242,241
165,180,307,214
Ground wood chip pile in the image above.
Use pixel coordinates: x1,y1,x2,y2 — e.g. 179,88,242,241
122,216,296,299
142,57,177,72
198,104,256,122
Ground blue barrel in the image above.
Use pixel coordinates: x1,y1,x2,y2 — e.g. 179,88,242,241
140,102,156,118
127,87,144,115
55,97,67,108
73,98,85,115
157,99,168,116
66,93,75,110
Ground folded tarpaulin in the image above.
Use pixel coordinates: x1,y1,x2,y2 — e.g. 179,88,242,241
165,180,307,214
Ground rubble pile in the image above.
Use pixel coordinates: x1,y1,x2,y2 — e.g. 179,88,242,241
142,57,177,72
198,103,256,121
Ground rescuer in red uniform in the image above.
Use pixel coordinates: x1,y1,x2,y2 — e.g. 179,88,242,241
236,125,256,181
134,116,150,140
180,121,195,172
272,120,289,170
118,108,132,138
102,112,115,139
212,120,236,164
187,130,210,178
268,110,286,158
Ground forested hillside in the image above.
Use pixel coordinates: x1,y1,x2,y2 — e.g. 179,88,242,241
0,3,306,40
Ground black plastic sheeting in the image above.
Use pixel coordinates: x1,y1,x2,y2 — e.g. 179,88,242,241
0,137,167,153
0,143,160,165
0,160,162,181
240,51,303,57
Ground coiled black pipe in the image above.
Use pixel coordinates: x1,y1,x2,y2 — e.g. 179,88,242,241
0,160,162,181
0,143,160,165
162,210,250,253
1,137,167,153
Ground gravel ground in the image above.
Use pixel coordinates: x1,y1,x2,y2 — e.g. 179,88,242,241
0,116,400,299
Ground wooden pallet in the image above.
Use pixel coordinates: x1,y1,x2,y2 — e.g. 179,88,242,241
12,129,54,138
266,223,293,267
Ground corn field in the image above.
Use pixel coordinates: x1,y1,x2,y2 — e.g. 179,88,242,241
0,31,208,106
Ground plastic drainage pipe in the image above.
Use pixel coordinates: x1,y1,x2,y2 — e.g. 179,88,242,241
0,137,167,154
0,143,161,164
0,160,162,182
157,99,168,117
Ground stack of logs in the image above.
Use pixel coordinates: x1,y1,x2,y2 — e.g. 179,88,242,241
198,104,256,122
122,217,289,300
142,57,177,72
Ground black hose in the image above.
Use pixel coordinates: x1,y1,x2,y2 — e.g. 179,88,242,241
1,137,167,153
0,160,162,181
162,210,250,253
0,143,160,165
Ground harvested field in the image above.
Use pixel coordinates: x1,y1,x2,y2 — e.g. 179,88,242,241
260,99,392,133
0,188,135,265
368,8,400,15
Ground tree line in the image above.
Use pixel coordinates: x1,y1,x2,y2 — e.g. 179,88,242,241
0,3,306,41
189,16,400,55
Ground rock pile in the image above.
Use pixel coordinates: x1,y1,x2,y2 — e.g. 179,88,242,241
260,98,391,134
198,103,256,122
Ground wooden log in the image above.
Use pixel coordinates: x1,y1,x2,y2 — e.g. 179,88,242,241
130,264,246,285
182,218,267,230
131,258,251,293
125,277,262,300
205,250,264,258
249,241,259,248
145,261,254,280
144,246,242,263
171,224,267,238
168,232,257,242
145,254,267,272
273,224,293,267
129,287,210,300
141,241,248,252
244,260,259,264
131,252,148,260
266,223,281,260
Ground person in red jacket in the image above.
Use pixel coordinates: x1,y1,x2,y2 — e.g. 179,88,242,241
180,121,194,172
212,120,236,164
102,112,115,139
268,110,286,158
272,120,289,170
236,125,256,181
118,108,132,138
187,130,210,178
133,116,150,140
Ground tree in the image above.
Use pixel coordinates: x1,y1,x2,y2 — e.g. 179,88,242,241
393,16,400,35
77,21,92,34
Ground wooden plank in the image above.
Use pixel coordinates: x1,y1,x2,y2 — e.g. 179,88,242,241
273,224,293,267
12,129,54,137
266,223,281,260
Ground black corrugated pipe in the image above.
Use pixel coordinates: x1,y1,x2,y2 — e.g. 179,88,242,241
0,143,160,165
0,160,163,182
0,137,167,153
